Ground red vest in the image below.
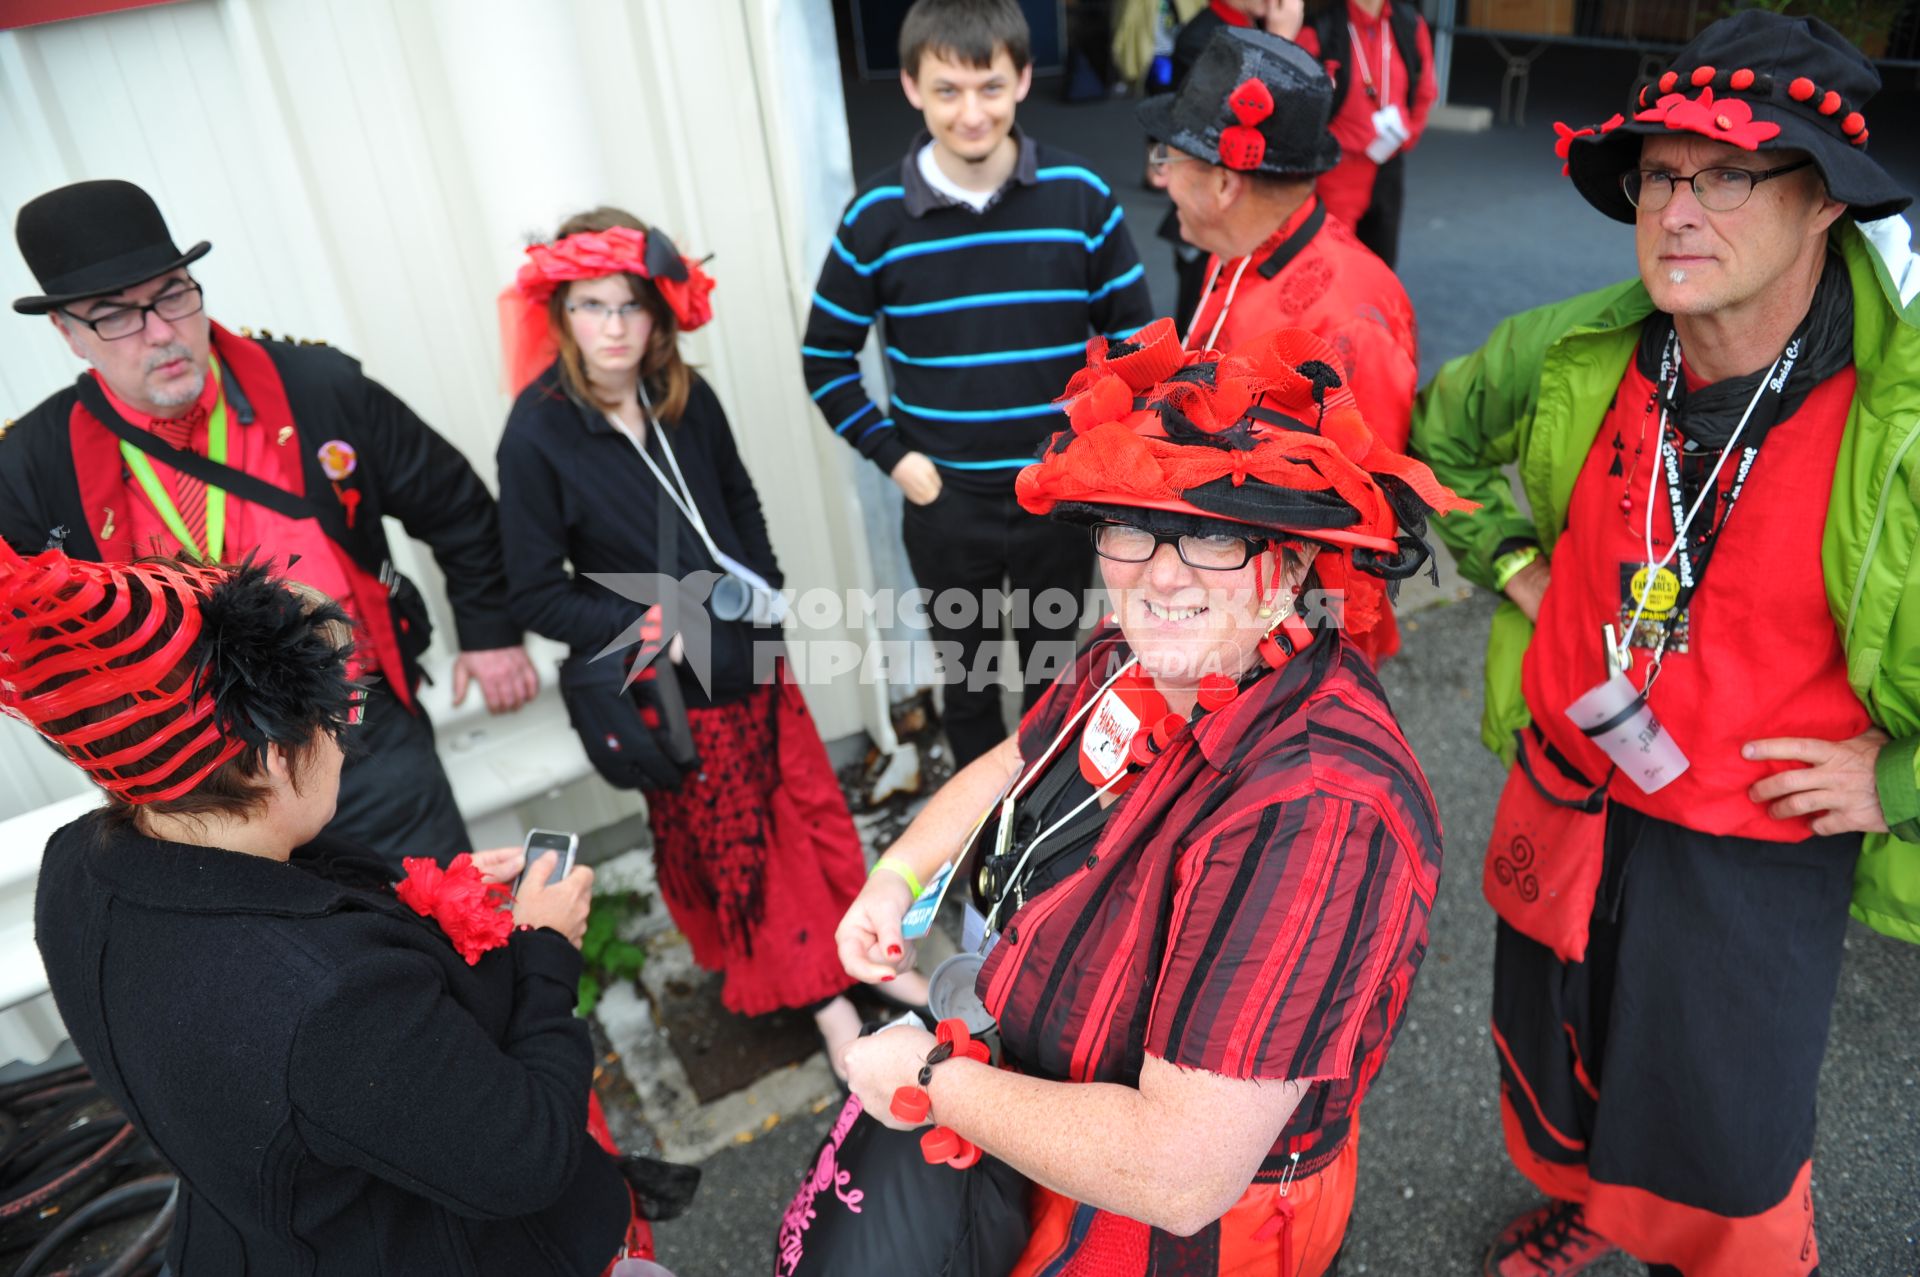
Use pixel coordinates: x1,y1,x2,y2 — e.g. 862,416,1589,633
1523,361,1868,840
67,326,418,708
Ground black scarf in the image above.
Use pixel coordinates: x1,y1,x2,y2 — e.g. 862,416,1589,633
1634,251,1854,454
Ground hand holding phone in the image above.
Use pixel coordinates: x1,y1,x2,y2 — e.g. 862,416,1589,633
511,830,593,948
515,829,578,894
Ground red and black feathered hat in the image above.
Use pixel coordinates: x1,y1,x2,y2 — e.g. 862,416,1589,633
0,544,357,805
1017,319,1475,637
1558,11,1908,223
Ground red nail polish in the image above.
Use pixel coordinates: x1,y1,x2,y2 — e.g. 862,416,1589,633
881,974,895,982
887,944,902,957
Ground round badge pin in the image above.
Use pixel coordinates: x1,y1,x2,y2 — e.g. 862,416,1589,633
317,439,358,481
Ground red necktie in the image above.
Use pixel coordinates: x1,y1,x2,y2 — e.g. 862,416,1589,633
147,406,210,554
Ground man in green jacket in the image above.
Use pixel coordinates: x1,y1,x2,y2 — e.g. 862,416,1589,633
1409,13,1917,1277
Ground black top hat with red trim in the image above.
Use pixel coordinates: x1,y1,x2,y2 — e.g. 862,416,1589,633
13,180,211,316
1561,11,1909,223
1137,27,1340,179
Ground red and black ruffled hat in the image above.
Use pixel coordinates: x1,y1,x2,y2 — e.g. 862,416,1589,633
1017,319,1474,638
0,544,356,805
1560,10,1909,223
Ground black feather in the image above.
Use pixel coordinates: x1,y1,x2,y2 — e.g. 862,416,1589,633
189,558,359,766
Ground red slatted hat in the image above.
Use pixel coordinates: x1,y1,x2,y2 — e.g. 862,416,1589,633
0,543,355,805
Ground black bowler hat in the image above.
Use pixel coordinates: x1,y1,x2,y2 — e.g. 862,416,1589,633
1138,27,1340,180
13,180,211,315
1562,11,1909,223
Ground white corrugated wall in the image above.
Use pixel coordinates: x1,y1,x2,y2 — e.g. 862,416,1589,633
0,0,907,828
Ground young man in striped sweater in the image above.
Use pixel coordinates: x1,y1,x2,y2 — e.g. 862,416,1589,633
803,0,1155,767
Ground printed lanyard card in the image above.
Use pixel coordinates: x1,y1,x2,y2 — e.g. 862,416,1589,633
900,860,957,940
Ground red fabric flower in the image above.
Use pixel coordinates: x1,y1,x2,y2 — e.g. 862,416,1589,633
1634,86,1781,150
396,853,514,965
1553,120,1596,175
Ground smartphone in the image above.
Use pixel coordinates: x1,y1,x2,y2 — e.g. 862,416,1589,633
516,829,579,894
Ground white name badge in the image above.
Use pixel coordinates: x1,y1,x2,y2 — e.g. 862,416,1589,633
1367,103,1410,164
1079,688,1142,784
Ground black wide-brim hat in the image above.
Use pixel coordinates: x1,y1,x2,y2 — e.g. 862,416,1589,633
1138,26,1340,180
1564,11,1909,224
13,179,210,315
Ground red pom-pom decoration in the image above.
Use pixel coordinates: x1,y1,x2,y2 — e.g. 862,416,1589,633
1228,76,1275,125
1691,66,1716,86
1789,77,1816,101
1842,111,1866,136
1218,124,1267,171
1855,129,1869,146
1730,68,1755,90
395,854,514,966
1659,71,1679,92
1818,91,1841,115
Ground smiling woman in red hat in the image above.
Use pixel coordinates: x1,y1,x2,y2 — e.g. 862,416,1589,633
831,319,1471,1275
0,544,689,1274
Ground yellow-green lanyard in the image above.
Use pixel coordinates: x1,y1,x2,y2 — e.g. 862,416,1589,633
119,359,228,562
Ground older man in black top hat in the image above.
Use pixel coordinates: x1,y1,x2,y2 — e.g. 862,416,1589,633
2,178,539,867
1411,13,1917,1276
1141,25,1419,664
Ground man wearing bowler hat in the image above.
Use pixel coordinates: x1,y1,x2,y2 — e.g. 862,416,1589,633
1411,13,1918,1275
1141,24,1419,663
1,179,539,868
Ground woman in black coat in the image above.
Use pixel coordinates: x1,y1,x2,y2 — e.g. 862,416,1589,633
5,545,637,1275
495,207,905,1075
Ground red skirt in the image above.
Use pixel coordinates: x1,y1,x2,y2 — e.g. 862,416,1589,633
645,663,866,1016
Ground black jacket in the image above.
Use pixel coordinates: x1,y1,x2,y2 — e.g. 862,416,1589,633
0,329,520,698
33,815,629,1276
495,365,782,707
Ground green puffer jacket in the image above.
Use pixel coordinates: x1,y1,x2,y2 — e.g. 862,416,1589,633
1411,223,1920,945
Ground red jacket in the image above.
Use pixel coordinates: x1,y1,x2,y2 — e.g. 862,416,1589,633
1186,198,1419,662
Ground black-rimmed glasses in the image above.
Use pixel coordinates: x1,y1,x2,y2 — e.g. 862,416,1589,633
1089,522,1266,571
1621,159,1814,212
61,282,204,341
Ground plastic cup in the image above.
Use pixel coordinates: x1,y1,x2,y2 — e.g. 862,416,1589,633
1565,670,1690,794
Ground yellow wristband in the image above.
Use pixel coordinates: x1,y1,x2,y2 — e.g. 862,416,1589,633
871,857,923,899
1492,545,1543,593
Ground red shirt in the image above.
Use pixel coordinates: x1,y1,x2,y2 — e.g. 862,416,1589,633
981,624,1441,1180
1295,1,1438,230
80,330,368,672
1523,360,1869,840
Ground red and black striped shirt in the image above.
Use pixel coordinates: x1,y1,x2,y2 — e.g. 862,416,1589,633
978,624,1442,1177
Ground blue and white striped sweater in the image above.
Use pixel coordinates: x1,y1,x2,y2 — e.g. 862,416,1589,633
802,139,1154,489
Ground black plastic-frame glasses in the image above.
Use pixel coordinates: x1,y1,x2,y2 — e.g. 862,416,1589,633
1089,522,1268,571
60,280,205,341
1621,158,1815,213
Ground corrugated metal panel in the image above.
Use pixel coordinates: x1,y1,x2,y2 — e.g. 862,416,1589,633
0,0,905,1059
